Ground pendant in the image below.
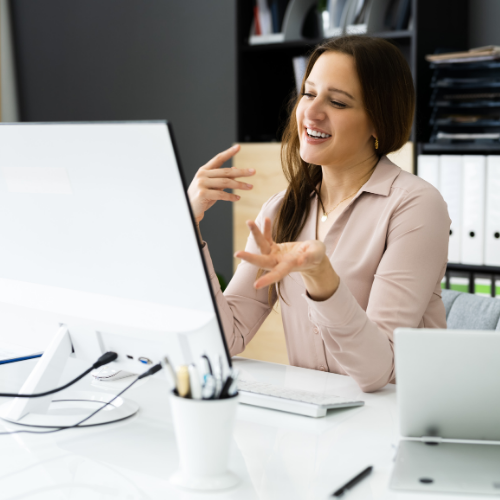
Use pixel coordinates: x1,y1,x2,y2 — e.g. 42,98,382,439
321,214,328,222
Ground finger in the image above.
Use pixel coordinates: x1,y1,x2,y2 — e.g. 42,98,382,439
200,145,241,171
254,261,295,289
205,167,255,179
200,177,253,192
247,220,271,255
202,189,241,202
234,250,276,269
263,217,272,244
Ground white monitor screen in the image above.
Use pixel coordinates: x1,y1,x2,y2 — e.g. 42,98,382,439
0,122,230,366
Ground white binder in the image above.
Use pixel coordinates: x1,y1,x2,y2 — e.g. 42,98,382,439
417,155,439,189
439,156,462,263
461,155,486,265
485,156,500,266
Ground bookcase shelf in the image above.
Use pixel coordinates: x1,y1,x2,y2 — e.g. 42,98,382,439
241,29,413,52
236,0,468,144
420,142,500,154
445,263,500,296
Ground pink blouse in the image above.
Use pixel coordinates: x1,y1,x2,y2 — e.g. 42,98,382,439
202,156,451,392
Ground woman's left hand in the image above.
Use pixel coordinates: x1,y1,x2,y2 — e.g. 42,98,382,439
235,217,340,301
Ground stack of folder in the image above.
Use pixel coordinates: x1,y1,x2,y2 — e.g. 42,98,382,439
426,47,500,148
418,154,500,267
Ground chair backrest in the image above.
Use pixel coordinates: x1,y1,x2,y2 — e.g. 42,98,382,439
442,289,500,330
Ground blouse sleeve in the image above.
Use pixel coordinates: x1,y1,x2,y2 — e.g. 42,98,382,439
201,194,282,355
302,185,450,392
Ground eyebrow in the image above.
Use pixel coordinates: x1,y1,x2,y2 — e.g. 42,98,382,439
305,80,355,100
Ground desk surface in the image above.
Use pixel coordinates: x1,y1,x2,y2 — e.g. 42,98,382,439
0,357,486,500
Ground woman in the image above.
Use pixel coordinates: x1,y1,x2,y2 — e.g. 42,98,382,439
188,35,450,392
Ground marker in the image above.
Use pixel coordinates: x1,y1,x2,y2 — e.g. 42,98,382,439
162,356,177,391
176,365,190,398
331,466,373,497
227,369,239,397
188,364,202,399
202,374,216,399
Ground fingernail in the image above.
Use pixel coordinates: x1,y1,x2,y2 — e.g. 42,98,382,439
236,195,240,200
232,145,239,150
246,183,252,188
248,169,255,173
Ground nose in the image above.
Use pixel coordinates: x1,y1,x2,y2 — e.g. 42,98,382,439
304,96,327,122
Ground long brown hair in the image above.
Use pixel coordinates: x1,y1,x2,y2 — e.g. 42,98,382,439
269,35,415,302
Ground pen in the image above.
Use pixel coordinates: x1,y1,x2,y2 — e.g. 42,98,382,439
202,374,216,399
188,364,202,400
201,354,213,376
220,368,239,398
176,365,190,398
162,356,177,391
219,355,224,383
219,374,233,399
199,355,212,384
332,466,373,497
227,369,239,397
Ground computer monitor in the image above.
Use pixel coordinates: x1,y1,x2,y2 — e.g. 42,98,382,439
0,121,231,427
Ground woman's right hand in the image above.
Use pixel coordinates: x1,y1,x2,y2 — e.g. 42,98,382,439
188,144,255,224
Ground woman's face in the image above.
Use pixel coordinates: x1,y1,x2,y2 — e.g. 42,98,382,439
296,51,376,168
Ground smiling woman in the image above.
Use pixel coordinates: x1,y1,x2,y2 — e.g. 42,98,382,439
188,35,450,393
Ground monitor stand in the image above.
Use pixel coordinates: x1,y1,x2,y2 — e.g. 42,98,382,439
0,326,138,428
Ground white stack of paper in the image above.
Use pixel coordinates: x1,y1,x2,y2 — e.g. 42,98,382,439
485,156,500,266
440,156,463,263
417,155,439,189
461,156,486,265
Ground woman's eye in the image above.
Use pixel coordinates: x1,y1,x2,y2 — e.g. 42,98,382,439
301,92,315,98
331,101,346,108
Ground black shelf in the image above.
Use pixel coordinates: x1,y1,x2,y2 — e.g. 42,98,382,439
237,0,468,144
421,142,500,153
433,100,500,108
242,30,413,51
445,263,500,296
448,263,500,274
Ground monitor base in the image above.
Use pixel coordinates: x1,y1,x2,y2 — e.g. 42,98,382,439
0,390,139,428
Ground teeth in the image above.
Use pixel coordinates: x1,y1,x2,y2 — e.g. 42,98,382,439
306,128,331,138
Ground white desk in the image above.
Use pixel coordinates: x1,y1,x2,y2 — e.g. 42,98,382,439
0,357,487,499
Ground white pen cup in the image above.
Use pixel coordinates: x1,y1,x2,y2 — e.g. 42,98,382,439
169,391,240,491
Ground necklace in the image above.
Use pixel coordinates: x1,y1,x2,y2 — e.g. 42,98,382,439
319,163,377,223
320,187,361,222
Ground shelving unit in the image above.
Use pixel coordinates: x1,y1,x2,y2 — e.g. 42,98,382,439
236,0,468,144
445,263,500,296
236,1,496,301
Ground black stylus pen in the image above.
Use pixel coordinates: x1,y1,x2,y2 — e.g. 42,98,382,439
332,466,373,497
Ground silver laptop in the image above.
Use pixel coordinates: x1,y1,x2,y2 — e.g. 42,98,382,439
391,328,500,495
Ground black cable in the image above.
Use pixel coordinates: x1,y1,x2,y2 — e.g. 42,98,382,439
0,362,163,437
0,351,118,399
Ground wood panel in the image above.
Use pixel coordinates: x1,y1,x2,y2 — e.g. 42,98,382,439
232,143,289,365
231,142,414,365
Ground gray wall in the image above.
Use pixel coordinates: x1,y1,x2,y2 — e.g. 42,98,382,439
10,0,236,282
469,0,500,47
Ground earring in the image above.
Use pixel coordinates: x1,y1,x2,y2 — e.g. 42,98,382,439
374,138,379,150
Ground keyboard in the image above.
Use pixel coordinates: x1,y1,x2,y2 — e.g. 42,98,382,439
237,379,364,418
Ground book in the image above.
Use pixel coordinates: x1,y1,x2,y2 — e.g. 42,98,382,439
270,0,289,33
257,0,273,36
395,0,410,30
